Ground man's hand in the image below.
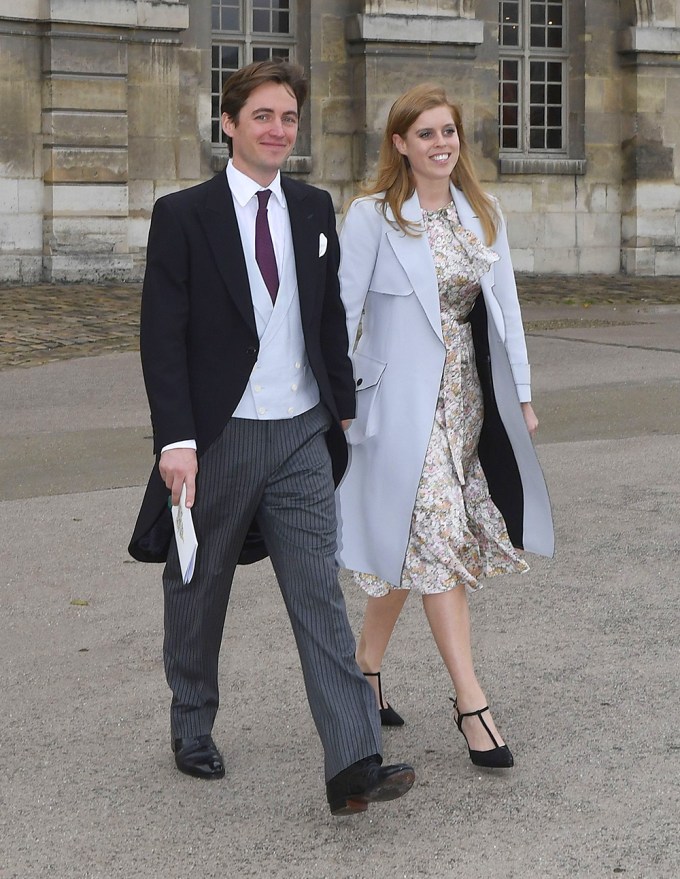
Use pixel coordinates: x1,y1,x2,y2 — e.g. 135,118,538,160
341,419,352,431
521,402,538,437
159,448,198,507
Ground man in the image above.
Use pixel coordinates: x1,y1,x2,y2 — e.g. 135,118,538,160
129,60,415,815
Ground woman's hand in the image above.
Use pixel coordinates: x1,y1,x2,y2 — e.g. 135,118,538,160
521,402,538,438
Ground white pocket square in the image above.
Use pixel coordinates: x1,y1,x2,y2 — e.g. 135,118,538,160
318,233,327,257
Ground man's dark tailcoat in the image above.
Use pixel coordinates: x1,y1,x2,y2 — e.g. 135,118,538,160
128,171,355,564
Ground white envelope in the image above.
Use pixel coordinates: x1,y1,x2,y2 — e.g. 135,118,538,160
319,233,327,257
171,483,198,584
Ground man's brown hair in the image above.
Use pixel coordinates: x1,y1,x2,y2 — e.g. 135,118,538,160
220,59,308,155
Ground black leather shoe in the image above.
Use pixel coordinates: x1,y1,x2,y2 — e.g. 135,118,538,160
326,755,415,816
172,734,225,780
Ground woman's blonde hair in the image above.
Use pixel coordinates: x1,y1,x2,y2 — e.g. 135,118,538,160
358,83,499,244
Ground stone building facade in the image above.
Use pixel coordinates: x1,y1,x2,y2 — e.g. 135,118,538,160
1,0,679,282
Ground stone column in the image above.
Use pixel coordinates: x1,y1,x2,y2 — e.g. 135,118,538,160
619,1,680,275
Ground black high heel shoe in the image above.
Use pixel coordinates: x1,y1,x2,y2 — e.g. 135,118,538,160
364,672,405,726
451,698,514,768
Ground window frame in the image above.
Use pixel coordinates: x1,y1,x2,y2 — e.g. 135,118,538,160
498,0,585,175
210,0,311,167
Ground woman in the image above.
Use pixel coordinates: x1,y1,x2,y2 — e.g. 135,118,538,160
335,83,554,768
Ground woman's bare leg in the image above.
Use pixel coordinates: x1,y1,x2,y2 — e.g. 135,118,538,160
422,587,506,752
355,590,409,707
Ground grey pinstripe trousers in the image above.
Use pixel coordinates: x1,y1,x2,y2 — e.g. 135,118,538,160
162,403,382,780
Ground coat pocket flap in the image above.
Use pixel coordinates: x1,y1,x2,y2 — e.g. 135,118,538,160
353,351,387,390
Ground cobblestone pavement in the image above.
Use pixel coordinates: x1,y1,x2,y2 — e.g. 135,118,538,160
2,274,680,370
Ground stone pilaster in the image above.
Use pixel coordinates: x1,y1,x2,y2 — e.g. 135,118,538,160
619,10,680,275
0,17,43,282
345,2,485,183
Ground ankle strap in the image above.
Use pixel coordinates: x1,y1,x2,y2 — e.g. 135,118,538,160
363,671,386,709
450,698,498,748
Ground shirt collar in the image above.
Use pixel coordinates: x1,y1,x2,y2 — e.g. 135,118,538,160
226,161,285,209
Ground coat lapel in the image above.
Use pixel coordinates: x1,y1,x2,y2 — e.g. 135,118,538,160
385,192,443,343
282,177,316,320
198,173,257,334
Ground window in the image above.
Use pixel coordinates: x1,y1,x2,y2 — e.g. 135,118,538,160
499,0,566,155
211,1,295,146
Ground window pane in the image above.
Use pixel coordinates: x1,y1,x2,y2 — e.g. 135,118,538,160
547,26,562,48
547,106,562,126
547,83,562,104
502,59,519,80
503,106,518,127
530,4,545,25
530,61,545,81
547,62,562,81
529,129,544,149
530,106,545,126
221,9,239,30
530,83,545,103
253,10,269,32
530,25,545,47
548,3,563,26
502,81,518,104
502,24,519,46
500,0,519,24
546,128,562,149
274,11,290,34
221,45,239,67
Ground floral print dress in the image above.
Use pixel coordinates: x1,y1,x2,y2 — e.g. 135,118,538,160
355,202,529,598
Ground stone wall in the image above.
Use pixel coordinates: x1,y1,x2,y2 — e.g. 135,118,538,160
2,0,680,280
0,25,43,282
0,0,198,283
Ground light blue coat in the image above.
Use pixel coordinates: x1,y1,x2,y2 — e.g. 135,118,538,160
335,185,554,587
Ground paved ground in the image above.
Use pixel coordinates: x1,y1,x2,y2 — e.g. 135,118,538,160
1,276,679,879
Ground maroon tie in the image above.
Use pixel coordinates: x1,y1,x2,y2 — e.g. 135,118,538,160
255,189,279,303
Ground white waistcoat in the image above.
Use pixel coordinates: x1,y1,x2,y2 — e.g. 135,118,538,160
232,222,319,420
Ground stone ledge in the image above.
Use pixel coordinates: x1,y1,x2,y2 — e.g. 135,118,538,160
618,26,680,60
500,157,587,176
0,0,188,31
211,152,313,176
346,13,484,47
